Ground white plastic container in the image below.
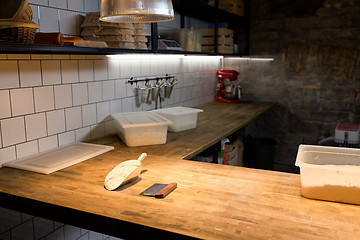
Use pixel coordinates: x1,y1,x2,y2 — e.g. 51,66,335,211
153,107,203,132
111,111,172,147
295,144,360,205
334,122,360,144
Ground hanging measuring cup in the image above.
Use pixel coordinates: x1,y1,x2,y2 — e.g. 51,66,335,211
140,81,152,104
134,85,141,107
165,78,178,98
140,86,150,103
152,85,160,101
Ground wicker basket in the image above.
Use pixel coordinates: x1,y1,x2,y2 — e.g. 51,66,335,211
0,20,39,44
0,0,33,21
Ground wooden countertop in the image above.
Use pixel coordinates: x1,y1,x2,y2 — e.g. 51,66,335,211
2,102,360,239
91,101,275,160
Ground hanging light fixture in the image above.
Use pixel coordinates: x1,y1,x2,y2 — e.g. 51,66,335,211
100,0,175,23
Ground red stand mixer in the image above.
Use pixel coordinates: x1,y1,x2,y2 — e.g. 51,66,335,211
215,69,241,103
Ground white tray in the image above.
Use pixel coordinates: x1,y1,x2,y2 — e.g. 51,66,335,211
4,142,114,174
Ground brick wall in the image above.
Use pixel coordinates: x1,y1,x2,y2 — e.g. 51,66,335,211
224,0,360,172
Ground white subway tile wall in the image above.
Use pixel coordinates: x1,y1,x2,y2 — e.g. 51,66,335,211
0,61,19,89
65,106,83,131
38,135,58,152
0,90,11,118
19,60,42,87
16,140,39,159
58,130,76,146
0,53,219,239
39,6,60,32
61,60,79,84
0,54,219,160
102,80,115,101
1,1,220,239
68,0,84,12
1,116,26,148
59,10,78,35
34,86,55,112
78,60,94,82
48,0,67,9
25,113,47,141
42,60,62,85
46,109,66,135
72,83,89,106
88,81,103,103
82,104,97,126
54,84,73,109
11,88,35,116
94,60,108,81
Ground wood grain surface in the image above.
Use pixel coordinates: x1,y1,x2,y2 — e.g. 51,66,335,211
1,153,360,239
3,102,359,239
91,101,275,160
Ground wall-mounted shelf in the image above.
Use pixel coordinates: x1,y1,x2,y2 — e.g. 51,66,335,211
172,0,250,56
0,42,240,56
0,42,153,55
0,0,250,56
172,0,247,23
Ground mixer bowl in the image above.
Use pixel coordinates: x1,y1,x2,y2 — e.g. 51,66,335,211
224,85,237,99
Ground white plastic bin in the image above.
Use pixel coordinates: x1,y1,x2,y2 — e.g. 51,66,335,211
153,107,203,132
334,122,360,144
111,111,172,147
295,144,360,205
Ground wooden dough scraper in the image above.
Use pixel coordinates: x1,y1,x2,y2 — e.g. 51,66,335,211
141,182,177,198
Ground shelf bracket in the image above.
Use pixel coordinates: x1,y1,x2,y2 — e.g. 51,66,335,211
151,23,158,53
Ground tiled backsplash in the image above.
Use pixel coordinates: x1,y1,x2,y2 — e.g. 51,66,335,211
0,54,219,239
0,54,219,240
0,54,220,165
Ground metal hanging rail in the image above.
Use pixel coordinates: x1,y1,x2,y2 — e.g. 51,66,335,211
127,74,175,85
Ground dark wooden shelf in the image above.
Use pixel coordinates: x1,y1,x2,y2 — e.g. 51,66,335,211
0,43,245,56
0,0,250,56
172,0,247,23
0,43,154,55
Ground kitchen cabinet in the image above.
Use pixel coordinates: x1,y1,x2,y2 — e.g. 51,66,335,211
0,0,250,56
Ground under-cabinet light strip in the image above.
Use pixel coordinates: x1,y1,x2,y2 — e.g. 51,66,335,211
106,54,185,59
106,54,224,60
107,54,272,61
182,55,224,60
224,57,274,61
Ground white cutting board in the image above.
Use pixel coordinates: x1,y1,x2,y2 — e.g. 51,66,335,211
4,142,114,174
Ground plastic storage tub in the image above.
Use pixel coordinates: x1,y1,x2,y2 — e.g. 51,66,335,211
152,107,203,132
295,144,360,205
112,111,172,147
334,122,360,144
